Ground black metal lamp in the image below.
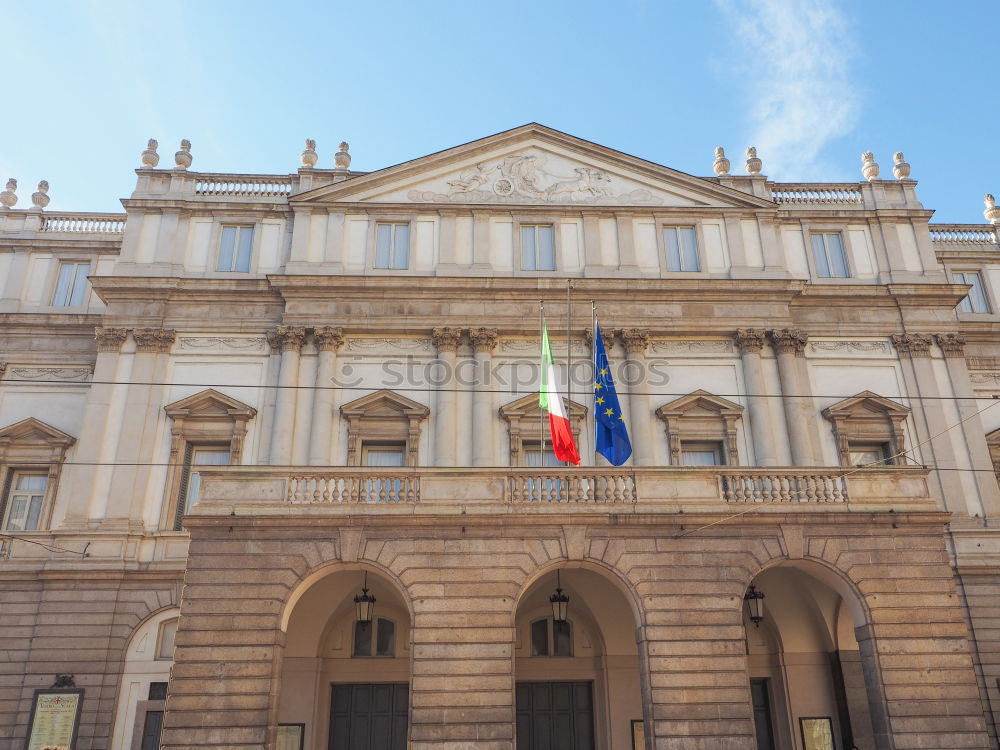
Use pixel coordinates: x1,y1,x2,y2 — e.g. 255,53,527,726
550,570,569,623
744,584,765,627
354,572,376,624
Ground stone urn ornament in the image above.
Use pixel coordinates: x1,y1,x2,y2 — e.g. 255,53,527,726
31,180,50,209
713,146,730,176
334,141,351,170
745,146,762,175
301,138,318,168
141,139,160,168
985,194,1000,225
174,139,192,169
0,178,17,208
861,151,879,181
892,151,910,180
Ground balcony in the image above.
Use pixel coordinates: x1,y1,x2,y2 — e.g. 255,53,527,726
192,465,935,516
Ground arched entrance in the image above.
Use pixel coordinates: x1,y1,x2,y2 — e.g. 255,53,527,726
514,565,643,750
745,564,881,750
278,567,412,750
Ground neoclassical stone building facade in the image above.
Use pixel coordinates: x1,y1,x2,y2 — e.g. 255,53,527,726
2,125,1000,750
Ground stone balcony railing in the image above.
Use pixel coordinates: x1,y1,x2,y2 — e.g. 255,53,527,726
0,210,127,235
193,465,934,515
929,223,998,249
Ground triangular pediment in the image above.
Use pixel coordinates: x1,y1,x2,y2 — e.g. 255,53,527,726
500,392,587,421
340,389,430,420
656,390,743,419
821,391,909,420
293,124,774,209
0,418,75,447
164,389,257,421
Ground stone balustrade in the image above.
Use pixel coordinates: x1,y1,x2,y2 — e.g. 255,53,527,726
928,223,998,246
40,212,127,233
770,183,864,205
193,465,934,515
193,174,294,198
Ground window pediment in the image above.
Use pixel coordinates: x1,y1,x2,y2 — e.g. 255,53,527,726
340,390,429,467
656,391,743,466
500,393,587,466
0,418,75,462
164,388,257,423
822,391,909,466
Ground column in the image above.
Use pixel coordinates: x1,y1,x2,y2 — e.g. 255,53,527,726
104,328,175,527
56,327,127,527
308,327,344,466
936,333,1000,517
770,328,811,466
431,327,462,467
735,328,777,466
267,326,305,465
620,328,654,465
470,327,499,466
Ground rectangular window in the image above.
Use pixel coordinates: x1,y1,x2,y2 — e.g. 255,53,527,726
2,473,48,531
521,225,556,271
848,442,891,467
523,443,564,467
681,442,723,466
955,271,991,313
811,233,849,278
663,227,700,272
363,444,406,467
51,262,90,306
183,446,231,513
375,223,410,269
217,226,254,272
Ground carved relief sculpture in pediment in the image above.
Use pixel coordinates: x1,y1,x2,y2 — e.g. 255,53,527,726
821,391,910,466
339,389,430,467
655,391,744,466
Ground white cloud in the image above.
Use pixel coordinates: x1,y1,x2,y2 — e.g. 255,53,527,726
716,0,860,180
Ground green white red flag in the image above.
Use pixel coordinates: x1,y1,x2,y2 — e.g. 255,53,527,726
539,321,581,465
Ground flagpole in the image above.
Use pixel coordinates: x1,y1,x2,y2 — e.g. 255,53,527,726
539,300,545,468
592,300,597,467
566,281,573,466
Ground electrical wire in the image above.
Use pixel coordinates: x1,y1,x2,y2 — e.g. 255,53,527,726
0,533,89,556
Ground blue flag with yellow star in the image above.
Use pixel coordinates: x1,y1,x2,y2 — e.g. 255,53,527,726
594,321,632,466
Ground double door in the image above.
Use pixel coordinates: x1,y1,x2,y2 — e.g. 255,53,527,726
516,681,595,750
329,683,408,749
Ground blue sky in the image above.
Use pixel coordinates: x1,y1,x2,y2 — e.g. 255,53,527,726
2,0,996,222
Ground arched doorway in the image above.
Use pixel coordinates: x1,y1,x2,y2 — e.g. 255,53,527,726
278,567,412,750
514,566,643,750
745,564,880,750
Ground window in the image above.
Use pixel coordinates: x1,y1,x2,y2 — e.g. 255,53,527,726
663,227,700,272
156,619,178,660
954,271,991,313
363,443,406,467
822,391,909,467
811,233,849,278
375,223,410,269
217,225,253,272
521,224,555,271
51,261,90,306
848,442,891,467
178,445,231,521
352,617,396,657
2,473,47,531
148,682,168,701
530,617,572,657
499,393,585,466
523,443,564,467
681,442,723,466
341,390,428,467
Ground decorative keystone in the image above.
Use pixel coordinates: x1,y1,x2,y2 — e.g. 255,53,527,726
0,178,17,209
891,333,932,357
861,151,879,181
892,152,910,180
745,147,762,175
713,147,730,176
334,141,351,170
141,139,160,168
735,327,767,354
301,139,318,168
174,139,192,170
431,326,463,353
770,328,808,354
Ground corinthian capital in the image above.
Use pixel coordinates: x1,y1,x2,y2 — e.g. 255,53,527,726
584,327,615,352
619,328,649,356
95,327,128,353
133,328,176,353
469,327,499,354
734,328,766,354
770,328,808,354
313,326,345,352
891,333,932,357
266,326,306,354
934,333,966,358
431,327,463,353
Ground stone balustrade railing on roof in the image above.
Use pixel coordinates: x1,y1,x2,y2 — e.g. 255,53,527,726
193,173,295,198
928,224,998,247
192,465,934,515
770,183,865,206
41,212,127,233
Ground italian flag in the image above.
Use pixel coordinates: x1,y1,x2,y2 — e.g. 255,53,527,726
540,321,581,466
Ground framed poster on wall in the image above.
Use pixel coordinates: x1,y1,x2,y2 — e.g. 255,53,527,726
799,716,835,750
22,688,84,750
631,719,645,750
276,723,305,750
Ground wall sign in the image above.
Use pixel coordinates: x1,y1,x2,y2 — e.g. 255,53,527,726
799,716,835,750
23,688,84,750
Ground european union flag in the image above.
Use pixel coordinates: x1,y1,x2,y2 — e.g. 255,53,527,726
593,321,632,466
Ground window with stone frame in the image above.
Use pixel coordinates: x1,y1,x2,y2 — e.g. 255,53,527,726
374,222,410,270
340,389,429,467
162,389,256,530
499,392,587,466
352,616,396,658
655,390,744,466
821,391,910,467
0,418,75,532
530,617,573,657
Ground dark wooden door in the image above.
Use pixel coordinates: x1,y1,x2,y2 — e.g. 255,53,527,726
516,681,595,750
139,710,163,750
329,683,408,749
750,679,776,750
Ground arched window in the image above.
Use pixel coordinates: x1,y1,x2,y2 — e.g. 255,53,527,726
352,616,396,657
156,618,178,660
530,617,572,657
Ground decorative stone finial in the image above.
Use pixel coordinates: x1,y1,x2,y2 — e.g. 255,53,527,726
174,139,192,170
745,147,762,175
713,147,730,176
334,141,351,170
985,194,1000,225
301,138,318,168
31,181,49,209
141,139,159,168
892,152,910,180
0,178,17,209
861,151,879,181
